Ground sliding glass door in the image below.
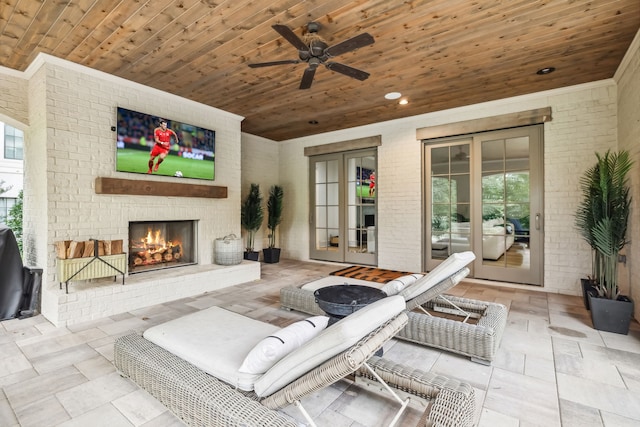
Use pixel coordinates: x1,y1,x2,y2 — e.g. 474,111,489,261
425,125,543,285
310,150,377,265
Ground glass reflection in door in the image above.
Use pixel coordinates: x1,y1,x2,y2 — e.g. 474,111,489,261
314,159,339,254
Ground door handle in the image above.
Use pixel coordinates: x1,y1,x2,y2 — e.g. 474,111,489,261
535,213,541,231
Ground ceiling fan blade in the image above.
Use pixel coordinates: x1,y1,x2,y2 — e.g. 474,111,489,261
248,59,300,68
325,33,375,57
325,62,370,81
272,24,309,52
299,67,316,89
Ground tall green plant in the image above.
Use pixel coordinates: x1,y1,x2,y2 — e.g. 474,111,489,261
578,150,633,299
240,184,263,252
575,161,603,281
266,185,284,248
5,190,23,255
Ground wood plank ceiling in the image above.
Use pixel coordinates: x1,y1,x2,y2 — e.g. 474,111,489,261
1,0,638,141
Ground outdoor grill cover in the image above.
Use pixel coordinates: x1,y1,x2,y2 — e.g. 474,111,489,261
0,226,28,320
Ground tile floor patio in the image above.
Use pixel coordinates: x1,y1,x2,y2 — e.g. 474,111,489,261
1,259,640,426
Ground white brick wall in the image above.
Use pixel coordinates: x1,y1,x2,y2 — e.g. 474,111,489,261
278,80,622,296
240,132,280,254
616,31,640,317
1,54,253,325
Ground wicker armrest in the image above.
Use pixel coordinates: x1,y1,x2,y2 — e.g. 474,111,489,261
280,285,326,315
356,356,476,427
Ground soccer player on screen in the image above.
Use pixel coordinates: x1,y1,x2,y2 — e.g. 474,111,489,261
148,119,179,174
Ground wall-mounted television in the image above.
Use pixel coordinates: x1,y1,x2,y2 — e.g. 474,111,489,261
116,107,215,180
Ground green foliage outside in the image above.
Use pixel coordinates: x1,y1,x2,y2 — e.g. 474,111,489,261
5,190,23,254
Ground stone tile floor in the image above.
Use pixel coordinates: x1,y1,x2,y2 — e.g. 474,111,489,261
1,259,640,426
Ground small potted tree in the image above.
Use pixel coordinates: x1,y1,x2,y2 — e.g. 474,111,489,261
241,183,263,261
263,185,284,263
582,150,634,334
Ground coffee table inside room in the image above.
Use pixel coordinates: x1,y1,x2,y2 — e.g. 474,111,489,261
314,284,387,324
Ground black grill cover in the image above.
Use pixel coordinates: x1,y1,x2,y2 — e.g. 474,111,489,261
0,226,42,320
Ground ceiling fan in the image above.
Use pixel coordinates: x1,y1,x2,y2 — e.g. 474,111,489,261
248,22,374,89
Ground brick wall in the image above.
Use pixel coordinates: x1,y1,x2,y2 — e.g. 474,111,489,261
616,31,640,317
278,80,621,296
1,55,254,325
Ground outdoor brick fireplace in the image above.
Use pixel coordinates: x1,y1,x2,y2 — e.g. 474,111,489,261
129,220,197,273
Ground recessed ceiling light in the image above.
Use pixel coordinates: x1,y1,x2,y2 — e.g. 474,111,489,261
384,92,402,100
536,67,556,75
399,99,408,105
308,120,319,125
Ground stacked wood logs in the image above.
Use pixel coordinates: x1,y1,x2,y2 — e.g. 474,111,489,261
130,245,181,266
55,240,124,259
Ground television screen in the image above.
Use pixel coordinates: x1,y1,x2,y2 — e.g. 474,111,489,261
116,107,215,180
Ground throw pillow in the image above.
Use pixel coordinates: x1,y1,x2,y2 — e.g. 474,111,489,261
381,273,424,295
238,316,329,374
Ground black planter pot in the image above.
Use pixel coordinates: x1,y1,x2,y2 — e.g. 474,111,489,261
581,278,598,310
588,293,634,335
262,248,281,264
243,251,259,261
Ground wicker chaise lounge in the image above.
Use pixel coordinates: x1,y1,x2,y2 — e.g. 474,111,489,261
280,252,508,364
114,296,477,427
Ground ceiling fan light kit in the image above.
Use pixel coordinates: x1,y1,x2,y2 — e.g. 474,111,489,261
248,22,375,89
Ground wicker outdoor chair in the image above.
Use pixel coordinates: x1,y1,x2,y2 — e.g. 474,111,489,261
280,252,508,364
114,296,476,427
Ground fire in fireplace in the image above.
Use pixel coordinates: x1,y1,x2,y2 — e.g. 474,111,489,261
129,220,197,273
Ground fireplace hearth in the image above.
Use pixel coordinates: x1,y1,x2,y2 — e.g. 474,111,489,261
129,220,197,273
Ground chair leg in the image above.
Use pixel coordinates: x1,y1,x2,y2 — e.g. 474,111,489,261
361,362,411,427
294,400,318,427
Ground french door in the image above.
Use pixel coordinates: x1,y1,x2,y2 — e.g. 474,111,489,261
310,150,377,265
424,125,543,285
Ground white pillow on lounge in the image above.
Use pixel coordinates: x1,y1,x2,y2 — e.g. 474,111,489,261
399,251,475,301
238,316,329,374
381,273,424,295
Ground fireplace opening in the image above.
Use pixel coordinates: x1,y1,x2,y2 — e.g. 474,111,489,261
128,220,197,273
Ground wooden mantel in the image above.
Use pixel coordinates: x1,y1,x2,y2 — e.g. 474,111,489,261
95,177,227,198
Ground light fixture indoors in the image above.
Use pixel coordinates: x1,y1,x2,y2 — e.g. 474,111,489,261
399,99,408,105
384,92,401,100
536,67,556,75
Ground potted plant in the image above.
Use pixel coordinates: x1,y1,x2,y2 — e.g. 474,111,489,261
241,183,263,261
580,150,634,334
575,160,602,309
263,184,284,263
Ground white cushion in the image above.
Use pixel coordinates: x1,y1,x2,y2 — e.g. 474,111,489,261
399,251,475,301
381,273,424,296
238,316,329,374
143,306,278,391
254,295,405,397
300,276,384,291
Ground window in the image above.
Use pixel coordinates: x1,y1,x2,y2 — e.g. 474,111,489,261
4,125,24,160
0,198,16,224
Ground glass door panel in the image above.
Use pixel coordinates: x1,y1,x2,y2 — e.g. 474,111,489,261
310,150,377,265
425,125,543,285
428,143,471,263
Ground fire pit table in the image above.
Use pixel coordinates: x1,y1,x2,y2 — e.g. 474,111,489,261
314,284,387,324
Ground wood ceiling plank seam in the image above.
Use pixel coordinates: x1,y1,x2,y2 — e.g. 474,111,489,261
113,0,254,75
80,0,178,67
51,0,126,58
0,0,21,34
90,0,213,72
137,0,353,88
1,0,47,68
117,0,305,78
36,0,104,54
65,0,148,62
96,0,232,74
